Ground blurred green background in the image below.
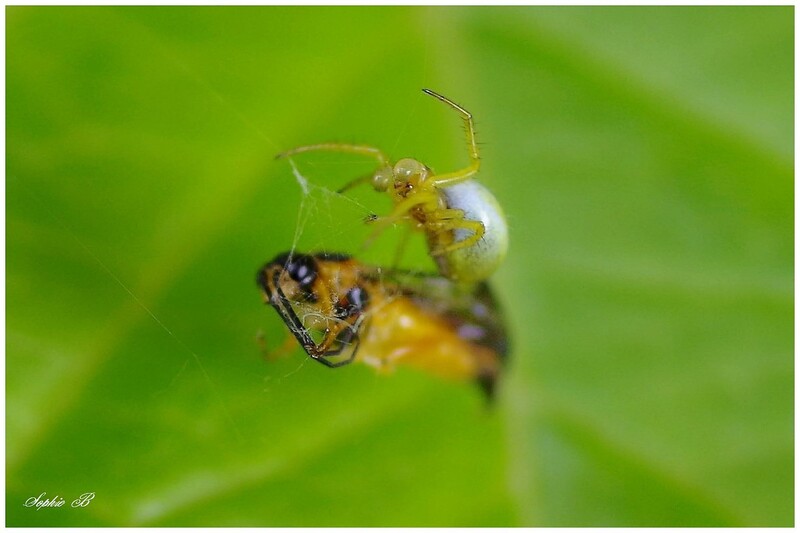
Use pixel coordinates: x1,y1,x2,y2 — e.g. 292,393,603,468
7,6,793,527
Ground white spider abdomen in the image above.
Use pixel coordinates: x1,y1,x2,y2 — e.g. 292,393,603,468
436,180,509,283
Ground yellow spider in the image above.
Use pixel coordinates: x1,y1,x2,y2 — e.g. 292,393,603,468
276,89,508,283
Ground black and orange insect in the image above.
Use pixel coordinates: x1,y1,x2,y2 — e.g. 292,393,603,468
256,251,508,398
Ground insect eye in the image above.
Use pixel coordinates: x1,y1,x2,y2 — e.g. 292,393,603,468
346,286,369,311
336,286,370,318
285,254,317,289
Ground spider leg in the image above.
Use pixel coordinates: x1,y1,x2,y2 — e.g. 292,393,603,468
364,191,438,247
391,225,413,269
430,164,480,188
337,173,372,194
373,191,440,225
426,208,486,255
276,143,390,167
422,89,481,187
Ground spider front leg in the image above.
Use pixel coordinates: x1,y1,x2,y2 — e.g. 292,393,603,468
422,89,481,187
276,142,390,167
363,190,439,246
337,173,372,194
276,143,394,195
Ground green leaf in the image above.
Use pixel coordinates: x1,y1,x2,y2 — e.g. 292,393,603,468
7,6,792,526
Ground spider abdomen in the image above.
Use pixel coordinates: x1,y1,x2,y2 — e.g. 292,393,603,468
434,180,509,283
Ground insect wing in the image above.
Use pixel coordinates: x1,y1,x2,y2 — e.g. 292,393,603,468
385,272,509,363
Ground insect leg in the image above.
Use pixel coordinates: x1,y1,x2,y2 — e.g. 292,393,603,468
317,326,362,367
271,270,325,355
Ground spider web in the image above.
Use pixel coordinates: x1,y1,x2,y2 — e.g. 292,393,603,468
278,153,432,274
270,151,432,365
10,11,443,474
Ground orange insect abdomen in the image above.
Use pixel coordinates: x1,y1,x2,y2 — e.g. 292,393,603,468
356,297,490,382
